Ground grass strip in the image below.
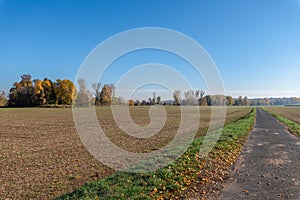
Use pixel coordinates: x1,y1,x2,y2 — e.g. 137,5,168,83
57,108,255,200
264,109,300,137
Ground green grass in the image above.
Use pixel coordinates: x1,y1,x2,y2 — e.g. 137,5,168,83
57,109,255,200
265,109,300,137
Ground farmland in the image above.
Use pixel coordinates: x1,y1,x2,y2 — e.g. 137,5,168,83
0,106,252,199
264,106,300,136
264,106,300,124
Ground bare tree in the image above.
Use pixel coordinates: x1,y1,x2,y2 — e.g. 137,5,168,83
78,79,86,91
152,92,156,105
173,90,181,105
76,79,90,106
92,82,101,105
196,90,205,105
110,83,116,98
184,90,195,105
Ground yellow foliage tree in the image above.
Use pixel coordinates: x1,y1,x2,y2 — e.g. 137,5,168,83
54,79,77,105
99,84,112,105
34,79,46,105
42,79,56,104
128,99,134,106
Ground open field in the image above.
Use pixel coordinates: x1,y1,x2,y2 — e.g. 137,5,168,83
264,106,300,124
264,106,300,137
0,106,252,199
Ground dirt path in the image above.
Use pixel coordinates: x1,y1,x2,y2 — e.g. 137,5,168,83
219,108,300,199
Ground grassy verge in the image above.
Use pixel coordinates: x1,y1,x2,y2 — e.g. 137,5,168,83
57,109,255,200
264,109,300,137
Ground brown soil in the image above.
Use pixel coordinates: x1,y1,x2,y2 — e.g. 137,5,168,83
0,106,251,199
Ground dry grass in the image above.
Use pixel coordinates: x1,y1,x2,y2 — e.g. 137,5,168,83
0,106,251,199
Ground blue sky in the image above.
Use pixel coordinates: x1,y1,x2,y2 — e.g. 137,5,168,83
0,0,300,99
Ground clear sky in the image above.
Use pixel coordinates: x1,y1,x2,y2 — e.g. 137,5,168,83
0,0,300,99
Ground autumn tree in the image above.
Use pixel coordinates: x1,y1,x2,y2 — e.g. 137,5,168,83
7,75,78,107
54,79,77,105
0,91,7,106
42,78,56,104
214,95,226,106
226,96,234,106
9,74,35,107
204,95,226,106
33,79,46,105
173,90,181,105
108,84,119,105
243,96,250,106
264,98,270,106
99,84,113,105
128,99,135,106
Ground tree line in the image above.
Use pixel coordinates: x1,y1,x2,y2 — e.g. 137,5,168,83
1,74,299,107
6,74,76,107
0,74,117,107
164,90,249,106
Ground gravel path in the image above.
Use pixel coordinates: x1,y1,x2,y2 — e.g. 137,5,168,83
219,108,300,200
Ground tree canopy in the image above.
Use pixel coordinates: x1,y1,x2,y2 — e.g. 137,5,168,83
8,75,76,107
